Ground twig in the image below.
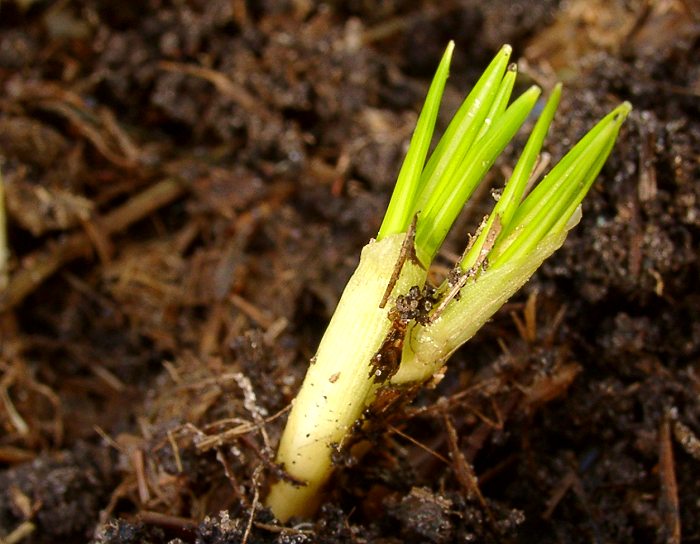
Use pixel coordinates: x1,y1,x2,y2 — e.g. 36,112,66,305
132,448,150,505
14,82,139,168
238,434,303,485
542,469,578,519
442,414,490,514
216,448,244,502
0,387,29,436
387,423,450,464
167,429,183,474
0,169,8,291
229,294,274,329
464,393,521,462
159,61,262,116
379,214,420,309
94,425,125,452
659,418,681,544
361,4,457,44
242,466,263,544
0,178,185,312
253,521,313,535
137,511,197,533
0,521,35,544
0,446,34,464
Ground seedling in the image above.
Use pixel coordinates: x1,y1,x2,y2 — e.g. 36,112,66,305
266,43,630,521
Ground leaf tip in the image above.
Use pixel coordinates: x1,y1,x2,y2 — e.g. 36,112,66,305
618,101,633,118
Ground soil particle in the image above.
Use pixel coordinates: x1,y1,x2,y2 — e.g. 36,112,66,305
385,487,454,543
95,519,166,544
192,510,249,544
0,445,115,542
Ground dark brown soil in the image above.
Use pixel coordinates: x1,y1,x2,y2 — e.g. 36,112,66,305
1,1,699,543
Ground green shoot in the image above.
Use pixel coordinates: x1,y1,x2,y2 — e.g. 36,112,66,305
414,85,541,265
378,42,454,238
461,83,561,271
492,102,631,265
266,43,630,522
409,45,513,227
475,63,518,142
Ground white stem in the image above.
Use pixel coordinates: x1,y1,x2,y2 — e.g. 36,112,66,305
268,208,582,520
267,233,425,521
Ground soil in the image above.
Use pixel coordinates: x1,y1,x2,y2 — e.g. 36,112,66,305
0,1,699,543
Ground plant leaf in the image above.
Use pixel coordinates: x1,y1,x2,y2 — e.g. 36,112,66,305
414,85,541,266
377,42,454,239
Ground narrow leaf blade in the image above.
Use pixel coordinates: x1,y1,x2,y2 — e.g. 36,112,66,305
377,41,454,239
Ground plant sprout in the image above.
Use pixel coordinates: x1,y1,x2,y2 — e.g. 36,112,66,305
266,42,631,521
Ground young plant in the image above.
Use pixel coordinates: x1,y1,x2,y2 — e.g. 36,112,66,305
266,42,630,521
